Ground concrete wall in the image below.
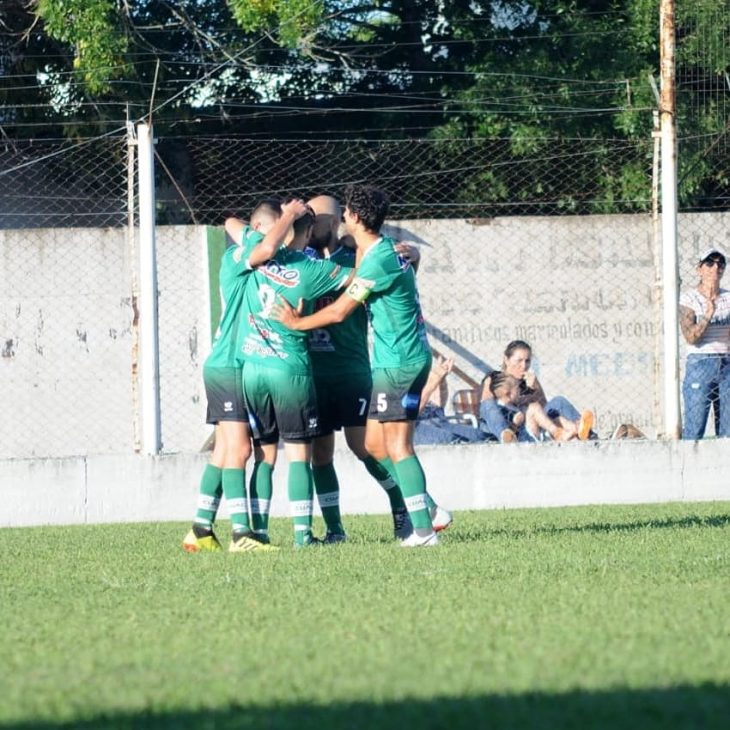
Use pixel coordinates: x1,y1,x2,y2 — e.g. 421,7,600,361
3,212,730,460
2,438,730,528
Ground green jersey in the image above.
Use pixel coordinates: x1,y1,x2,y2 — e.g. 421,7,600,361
346,236,430,369
308,245,370,377
204,225,263,369
241,248,352,375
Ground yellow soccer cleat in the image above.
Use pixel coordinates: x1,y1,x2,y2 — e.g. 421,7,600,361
229,532,280,553
182,528,223,553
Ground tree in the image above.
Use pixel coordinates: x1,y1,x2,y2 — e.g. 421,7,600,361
9,1,730,217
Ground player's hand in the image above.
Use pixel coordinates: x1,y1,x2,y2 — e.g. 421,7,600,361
281,198,308,219
523,371,537,389
269,296,304,329
394,242,420,265
704,296,717,321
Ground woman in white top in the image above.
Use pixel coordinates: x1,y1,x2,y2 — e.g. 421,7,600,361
679,247,730,439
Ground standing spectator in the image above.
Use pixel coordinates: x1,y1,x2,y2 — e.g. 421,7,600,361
481,340,594,440
679,247,730,439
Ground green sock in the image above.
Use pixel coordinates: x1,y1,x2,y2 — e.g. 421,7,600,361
222,468,250,534
425,492,437,511
369,456,407,512
288,461,314,545
194,464,222,529
312,462,344,535
392,456,433,531
250,461,273,537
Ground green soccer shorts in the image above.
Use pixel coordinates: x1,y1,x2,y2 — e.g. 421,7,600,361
203,365,248,424
242,361,319,443
369,359,432,422
313,370,373,435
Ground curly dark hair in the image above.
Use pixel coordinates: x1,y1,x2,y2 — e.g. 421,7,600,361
343,184,389,233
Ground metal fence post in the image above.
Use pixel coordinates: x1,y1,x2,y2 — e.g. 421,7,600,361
660,0,681,439
137,122,162,454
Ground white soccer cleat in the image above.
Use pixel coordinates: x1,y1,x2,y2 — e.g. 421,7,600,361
400,530,439,548
430,505,453,533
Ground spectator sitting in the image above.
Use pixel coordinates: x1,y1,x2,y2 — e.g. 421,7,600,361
480,372,571,443
481,340,595,440
414,356,487,445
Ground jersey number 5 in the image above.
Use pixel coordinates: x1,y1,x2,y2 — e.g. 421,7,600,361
376,392,387,412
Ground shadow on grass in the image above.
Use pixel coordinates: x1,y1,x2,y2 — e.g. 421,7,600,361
5,684,730,730
448,513,730,544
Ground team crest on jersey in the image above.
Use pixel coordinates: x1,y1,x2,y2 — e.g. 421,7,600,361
260,261,301,288
396,253,411,272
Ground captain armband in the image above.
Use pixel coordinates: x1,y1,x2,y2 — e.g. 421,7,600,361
347,277,374,303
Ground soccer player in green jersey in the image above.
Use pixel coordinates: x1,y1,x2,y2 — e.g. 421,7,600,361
240,199,354,547
305,195,416,542
183,198,289,553
273,185,442,547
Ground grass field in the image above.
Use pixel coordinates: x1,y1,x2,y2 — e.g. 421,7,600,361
1,501,730,729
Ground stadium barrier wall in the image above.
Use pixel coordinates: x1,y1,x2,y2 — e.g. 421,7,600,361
4,213,728,462
3,439,730,528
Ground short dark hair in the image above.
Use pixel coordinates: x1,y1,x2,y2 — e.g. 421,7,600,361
343,184,389,233
250,197,282,220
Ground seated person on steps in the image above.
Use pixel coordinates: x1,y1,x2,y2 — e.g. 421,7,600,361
415,355,487,445
481,372,572,443
480,339,595,441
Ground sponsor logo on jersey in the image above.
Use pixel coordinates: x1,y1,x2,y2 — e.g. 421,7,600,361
259,261,301,288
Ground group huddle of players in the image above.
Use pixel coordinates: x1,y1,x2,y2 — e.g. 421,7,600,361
182,184,452,553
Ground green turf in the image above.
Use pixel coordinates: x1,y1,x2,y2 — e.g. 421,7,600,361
1,502,730,729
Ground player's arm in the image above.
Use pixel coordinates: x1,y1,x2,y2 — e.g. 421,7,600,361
248,199,307,268
273,285,361,330
224,216,247,245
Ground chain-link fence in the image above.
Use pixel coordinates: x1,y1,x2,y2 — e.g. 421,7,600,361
2,11,729,457
1,132,727,457
151,135,659,446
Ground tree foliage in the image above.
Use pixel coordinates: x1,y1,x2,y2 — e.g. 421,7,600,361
5,1,729,216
